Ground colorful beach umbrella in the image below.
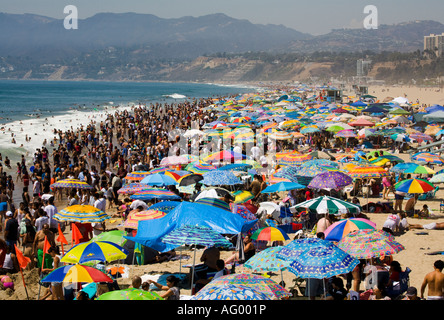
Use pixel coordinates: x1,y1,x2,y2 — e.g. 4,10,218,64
117,183,149,195
124,171,151,181
50,179,93,189
411,152,444,165
191,284,272,300
55,205,110,223
124,209,167,229
41,264,113,284
97,288,164,300
61,241,129,264
195,197,231,211
276,238,333,261
394,178,435,194
337,229,405,259
251,227,290,242
278,153,312,166
346,166,390,179
178,173,204,186
91,230,127,246
244,246,290,272
130,188,182,201
205,273,291,300
323,218,377,242
185,161,217,174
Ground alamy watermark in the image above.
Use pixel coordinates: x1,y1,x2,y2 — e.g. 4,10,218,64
63,5,78,30
363,5,378,29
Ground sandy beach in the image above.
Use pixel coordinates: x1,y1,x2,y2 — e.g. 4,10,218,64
1,83,444,302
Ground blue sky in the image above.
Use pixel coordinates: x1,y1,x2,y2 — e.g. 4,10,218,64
2,0,444,35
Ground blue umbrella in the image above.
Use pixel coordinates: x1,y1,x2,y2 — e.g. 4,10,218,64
277,238,333,262
218,163,253,171
140,173,177,186
261,181,305,193
288,244,359,279
201,170,242,186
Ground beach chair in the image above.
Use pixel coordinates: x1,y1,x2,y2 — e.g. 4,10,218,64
386,267,411,299
418,186,439,200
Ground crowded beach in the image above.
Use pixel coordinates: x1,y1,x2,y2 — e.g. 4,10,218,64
1,83,444,301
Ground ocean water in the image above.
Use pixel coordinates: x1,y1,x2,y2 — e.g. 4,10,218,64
0,80,256,164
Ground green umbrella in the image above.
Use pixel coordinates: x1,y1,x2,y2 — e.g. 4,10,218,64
91,230,127,246
97,288,164,300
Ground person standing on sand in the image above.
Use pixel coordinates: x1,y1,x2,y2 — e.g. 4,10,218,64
420,260,444,300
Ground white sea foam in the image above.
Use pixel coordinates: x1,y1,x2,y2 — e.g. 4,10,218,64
163,93,187,99
0,102,139,164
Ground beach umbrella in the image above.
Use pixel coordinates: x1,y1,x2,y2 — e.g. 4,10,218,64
91,230,127,246
390,133,410,142
307,171,353,190
61,241,129,264
411,152,444,165
185,161,217,174
41,264,113,284
50,179,93,189
390,163,417,173
346,166,390,179
164,170,191,182
161,225,233,289
348,119,375,127
124,209,167,229
204,273,291,300
403,165,436,175
290,196,361,215
117,183,149,195
218,163,253,172
232,190,255,204
201,170,242,186
335,130,357,138
278,153,312,166
430,173,444,183
323,218,377,242
337,229,405,259
244,246,290,273
203,150,247,163
261,181,305,193
276,238,333,262
394,178,435,194
124,171,151,181
268,131,293,140
130,188,181,201
177,173,204,186
55,205,110,223
409,132,433,142
97,288,164,300
140,173,177,186
251,227,290,242
191,284,272,300
195,197,231,211
288,245,359,279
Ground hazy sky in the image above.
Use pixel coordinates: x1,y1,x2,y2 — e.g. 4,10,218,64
2,0,444,35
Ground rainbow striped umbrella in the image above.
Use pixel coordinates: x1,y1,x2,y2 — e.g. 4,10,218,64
324,218,376,242
41,264,113,284
50,179,93,189
124,209,167,229
346,166,390,178
130,188,182,201
251,227,290,242
55,205,110,223
124,171,151,181
278,153,312,166
195,197,231,211
185,161,217,174
411,152,444,165
394,178,435,194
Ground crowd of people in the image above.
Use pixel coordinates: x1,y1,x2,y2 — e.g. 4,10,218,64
0,88,443,301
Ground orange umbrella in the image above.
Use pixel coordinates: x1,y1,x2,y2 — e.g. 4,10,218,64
123,209,167,230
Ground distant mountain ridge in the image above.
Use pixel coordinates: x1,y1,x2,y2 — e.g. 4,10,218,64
0,12,312,61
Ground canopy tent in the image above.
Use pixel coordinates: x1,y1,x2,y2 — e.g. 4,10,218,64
124,201,257,252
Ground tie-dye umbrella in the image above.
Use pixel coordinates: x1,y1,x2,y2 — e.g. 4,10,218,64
124,171,151,181
204,273,291,300
337,229,405,259
191,284,272,300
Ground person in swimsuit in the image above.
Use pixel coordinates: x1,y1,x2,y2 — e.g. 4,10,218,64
421,260,444,300
0,275,14,290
